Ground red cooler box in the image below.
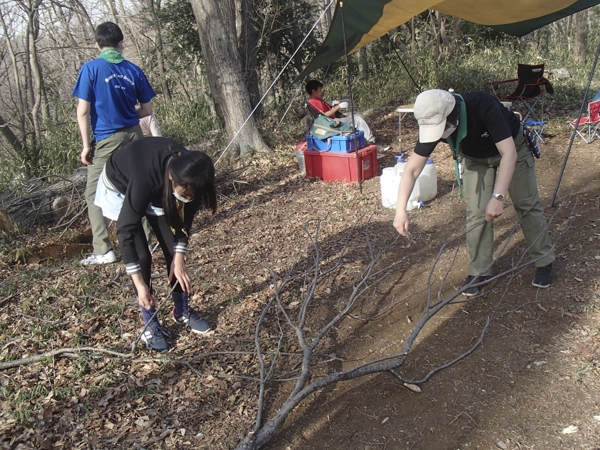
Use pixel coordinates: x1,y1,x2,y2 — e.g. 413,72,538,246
303,144,378,183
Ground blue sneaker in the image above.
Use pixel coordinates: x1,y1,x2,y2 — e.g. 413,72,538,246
173,307,211,334
140,323,170,352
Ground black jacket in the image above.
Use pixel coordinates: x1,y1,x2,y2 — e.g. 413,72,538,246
105,137,196,274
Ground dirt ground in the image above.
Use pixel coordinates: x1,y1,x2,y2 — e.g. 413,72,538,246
1,109,599,450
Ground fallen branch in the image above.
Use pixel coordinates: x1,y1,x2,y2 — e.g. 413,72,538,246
236,199,572,449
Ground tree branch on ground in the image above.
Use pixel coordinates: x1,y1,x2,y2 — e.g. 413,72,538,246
236,200,572,449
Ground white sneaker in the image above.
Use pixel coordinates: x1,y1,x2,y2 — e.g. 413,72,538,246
80,250,116,266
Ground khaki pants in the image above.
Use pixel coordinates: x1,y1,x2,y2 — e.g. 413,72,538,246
85,125,143,255
462,127,555,276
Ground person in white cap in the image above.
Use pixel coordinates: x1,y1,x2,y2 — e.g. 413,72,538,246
393,89,555,296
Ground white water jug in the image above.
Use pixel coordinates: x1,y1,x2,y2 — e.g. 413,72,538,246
380,155,436,210
380,167,399,209
418,160,437,202
394,153,407,176
380,166,420,210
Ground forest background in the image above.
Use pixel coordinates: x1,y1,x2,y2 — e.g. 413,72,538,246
0,0,598,190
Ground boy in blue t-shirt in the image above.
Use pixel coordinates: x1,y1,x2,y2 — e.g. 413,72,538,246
73,21,156,266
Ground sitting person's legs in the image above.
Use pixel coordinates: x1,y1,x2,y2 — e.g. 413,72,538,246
339,113,374,143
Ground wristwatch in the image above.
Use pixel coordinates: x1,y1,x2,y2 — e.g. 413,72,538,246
492,193,506,201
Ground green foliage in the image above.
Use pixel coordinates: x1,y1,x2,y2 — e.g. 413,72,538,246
253,0,321,85
38,118,82,177
0,119,78,188
157,0,202,60
154,96,222,148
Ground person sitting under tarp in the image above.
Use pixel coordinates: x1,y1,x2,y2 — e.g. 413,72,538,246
305,79,375,144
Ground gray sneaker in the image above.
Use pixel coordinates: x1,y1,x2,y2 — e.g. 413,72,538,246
173,307,211,334
140,323,170,352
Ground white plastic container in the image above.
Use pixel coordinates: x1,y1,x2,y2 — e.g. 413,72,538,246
406,180,421,211
418,159,437,202
379,155,436,210
380,167,400,209
380,166,420,210
395,153,407,176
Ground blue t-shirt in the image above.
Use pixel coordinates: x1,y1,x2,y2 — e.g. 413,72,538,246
72,58,155,141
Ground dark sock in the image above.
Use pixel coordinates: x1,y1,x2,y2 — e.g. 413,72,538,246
140,306,158,325
172,292,189,315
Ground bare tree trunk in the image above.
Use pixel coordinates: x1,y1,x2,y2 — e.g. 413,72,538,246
141,0,172,100
26,0,49,125
16,0,47,171
119,13,145,63
358,47,368,77
574,10,588,64
431,11,440,58
0,9,27,138
70,0,95,38
155,28,172,100
190,0,270,157
100,0,119,24
0,112,23,154
47,2,84,70
22,10,35,126
447,17,461,58
319,0,332,40
238,0,261,111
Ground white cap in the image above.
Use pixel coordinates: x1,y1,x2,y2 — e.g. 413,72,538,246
413,89,456,143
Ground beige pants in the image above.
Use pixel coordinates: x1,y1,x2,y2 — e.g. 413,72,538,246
85,125,142,255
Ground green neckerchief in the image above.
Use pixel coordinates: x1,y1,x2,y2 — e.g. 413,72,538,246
445,94,467,199
98,48,124,64
445,94,467,158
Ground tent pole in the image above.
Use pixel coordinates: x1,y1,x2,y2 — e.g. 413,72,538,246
339,1,363,193
386,34,421,93
550,40,600,207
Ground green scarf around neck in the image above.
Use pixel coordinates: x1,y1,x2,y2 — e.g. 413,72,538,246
445,94,467,158
99,48,124,64
445,94,467,199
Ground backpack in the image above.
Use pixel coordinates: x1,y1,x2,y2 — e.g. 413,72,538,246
309,115,354,140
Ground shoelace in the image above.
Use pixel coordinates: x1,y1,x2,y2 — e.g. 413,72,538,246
186,308,201,321
177,308,199,322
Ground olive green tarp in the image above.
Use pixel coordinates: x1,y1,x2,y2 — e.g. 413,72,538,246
298,0,600,79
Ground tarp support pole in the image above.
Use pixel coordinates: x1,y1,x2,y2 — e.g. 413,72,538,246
550,39,600,207
339,1,363,193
